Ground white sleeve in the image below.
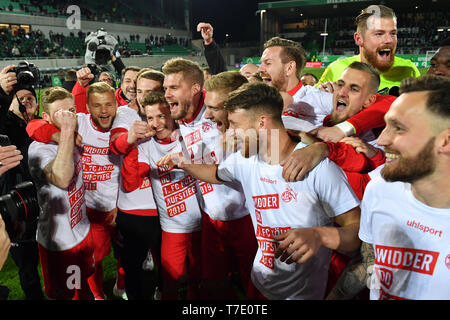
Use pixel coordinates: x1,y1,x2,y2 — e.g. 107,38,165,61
302,85,333,116
28,142,58,185
217,151,243,183
28,142,57,170
316,89,333,116
112,106,141,131
358,179,377,244
312,158,360,218
137,140,151,165
76,113,89,138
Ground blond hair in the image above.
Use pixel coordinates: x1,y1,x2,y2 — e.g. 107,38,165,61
86,81,115,103
41,87,73,114
162,57,204,87
204,71,248,97
355,5,396,34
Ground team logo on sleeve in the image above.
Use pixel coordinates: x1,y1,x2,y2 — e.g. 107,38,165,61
281,185,298,203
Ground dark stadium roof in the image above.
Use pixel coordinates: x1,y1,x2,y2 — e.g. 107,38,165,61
257,0,450,22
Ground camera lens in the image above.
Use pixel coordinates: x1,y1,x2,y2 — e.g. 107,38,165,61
0,181,39,242
17,71,35,86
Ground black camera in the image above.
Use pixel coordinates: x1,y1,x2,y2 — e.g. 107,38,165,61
0,134,40,243
0,181,40,243
8,61,40,88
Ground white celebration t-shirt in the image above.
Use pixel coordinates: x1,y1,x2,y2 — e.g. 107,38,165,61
137,134,202,233
360,176,450,300
178,103,249,221
28,141,90,251
77,113,120,212
218,142,360,299
111,105,157,213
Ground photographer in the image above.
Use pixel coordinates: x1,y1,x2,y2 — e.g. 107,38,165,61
0,65,40,166
0,64,44,300
73,29,131,113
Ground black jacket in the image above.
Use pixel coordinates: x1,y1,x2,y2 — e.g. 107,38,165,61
0,87,39,181
204,40,227,75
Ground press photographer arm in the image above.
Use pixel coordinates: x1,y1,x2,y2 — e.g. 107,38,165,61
0,65,17,96
0,144,23,177
0,65,17,123
43,110,78,189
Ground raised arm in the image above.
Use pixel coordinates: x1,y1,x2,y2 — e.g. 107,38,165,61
43,110,77,188
197,22,227,75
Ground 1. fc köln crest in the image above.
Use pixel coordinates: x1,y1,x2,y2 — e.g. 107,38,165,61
202,122,213,133
281,185,298,203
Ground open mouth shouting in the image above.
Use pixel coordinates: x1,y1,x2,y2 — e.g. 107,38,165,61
213,119,224,131
168,101,179,114
260,72,272,85
97,115,113,128
335,99,348,113
378,48,393,62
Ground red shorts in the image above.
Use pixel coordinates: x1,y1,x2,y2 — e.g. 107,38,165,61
201,213,257,288
161,230,202,299
86,207,115,262
38,229,95,300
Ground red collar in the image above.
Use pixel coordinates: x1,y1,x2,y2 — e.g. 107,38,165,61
89,115,110,133
154,128,179,145
181,91,206,124
287,81,303,97
155,137,172,145
323,115,333,127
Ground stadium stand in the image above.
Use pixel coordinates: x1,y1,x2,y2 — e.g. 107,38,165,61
0,0,193,59
260,0,449,57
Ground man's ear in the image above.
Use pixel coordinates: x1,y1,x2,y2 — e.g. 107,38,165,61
258,114,271,129
191,82,202,96
362,93,377,109
354,31,363,47
437,128,450,154
285,60,296,78
42,111,50,122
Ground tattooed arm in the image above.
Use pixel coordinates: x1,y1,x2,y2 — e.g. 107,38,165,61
326,241,375,300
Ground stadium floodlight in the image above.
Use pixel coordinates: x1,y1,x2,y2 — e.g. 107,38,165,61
256,9,267,53
321,18,328,56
